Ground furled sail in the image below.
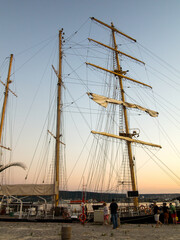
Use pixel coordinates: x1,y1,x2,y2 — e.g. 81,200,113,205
87,92,158,117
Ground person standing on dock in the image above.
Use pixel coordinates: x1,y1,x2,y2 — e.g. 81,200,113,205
109,199,118,229
169,203,177,224
153,202,162,227
162,203,169,224
103,202,109,225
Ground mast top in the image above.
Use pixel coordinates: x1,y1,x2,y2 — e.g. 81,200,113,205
91,17,137,42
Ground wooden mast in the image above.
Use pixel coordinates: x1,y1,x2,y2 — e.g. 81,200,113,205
89,18,141,206
111,22,138,207
55,29,63,207
0,54,13,144
89,18,162,208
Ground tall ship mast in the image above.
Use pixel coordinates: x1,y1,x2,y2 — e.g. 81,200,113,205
86,17,161,207
0,54,14,148
0,31,65,206
54,29,63,207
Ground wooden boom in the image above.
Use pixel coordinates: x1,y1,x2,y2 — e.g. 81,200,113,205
86,62,152,89
91,131,162,148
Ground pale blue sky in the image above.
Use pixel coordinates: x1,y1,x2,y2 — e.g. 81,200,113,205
1,0,180,193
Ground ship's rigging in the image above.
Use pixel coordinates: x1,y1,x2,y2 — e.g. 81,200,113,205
0,17,180,204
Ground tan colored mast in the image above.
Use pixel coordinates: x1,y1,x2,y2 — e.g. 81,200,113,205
111,22,139,207
55,29,63,207
89,17,162,207
90,17,144,207
0,54,13,144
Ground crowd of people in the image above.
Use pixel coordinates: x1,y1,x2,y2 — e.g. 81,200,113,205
153,202,177,227
103,199,178,229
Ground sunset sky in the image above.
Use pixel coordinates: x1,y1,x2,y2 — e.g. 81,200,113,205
1,0,180,194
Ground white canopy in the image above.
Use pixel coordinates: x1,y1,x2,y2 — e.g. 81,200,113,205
0,184,57,196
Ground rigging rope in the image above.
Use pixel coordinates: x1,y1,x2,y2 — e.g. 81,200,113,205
138,42,180,77
12,37,57,76
25,88,56,181
15,34,57,57
13,39,57,152
64,18,90,43
67,132,91,187
145,148,180,185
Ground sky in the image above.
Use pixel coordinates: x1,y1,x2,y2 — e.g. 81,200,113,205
1,0,180,194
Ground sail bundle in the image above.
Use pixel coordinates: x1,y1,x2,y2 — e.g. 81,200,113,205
87,92,159,117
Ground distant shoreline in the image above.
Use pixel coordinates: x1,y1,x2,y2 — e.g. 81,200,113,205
59,191,180,202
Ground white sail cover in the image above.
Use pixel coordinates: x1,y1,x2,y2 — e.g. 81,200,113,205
87,92,158,117
0,184,57,196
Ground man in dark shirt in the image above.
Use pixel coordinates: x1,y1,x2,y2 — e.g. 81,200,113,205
153,202,162,227
109,199,118,229
153,202,159,214
162,202,169,224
